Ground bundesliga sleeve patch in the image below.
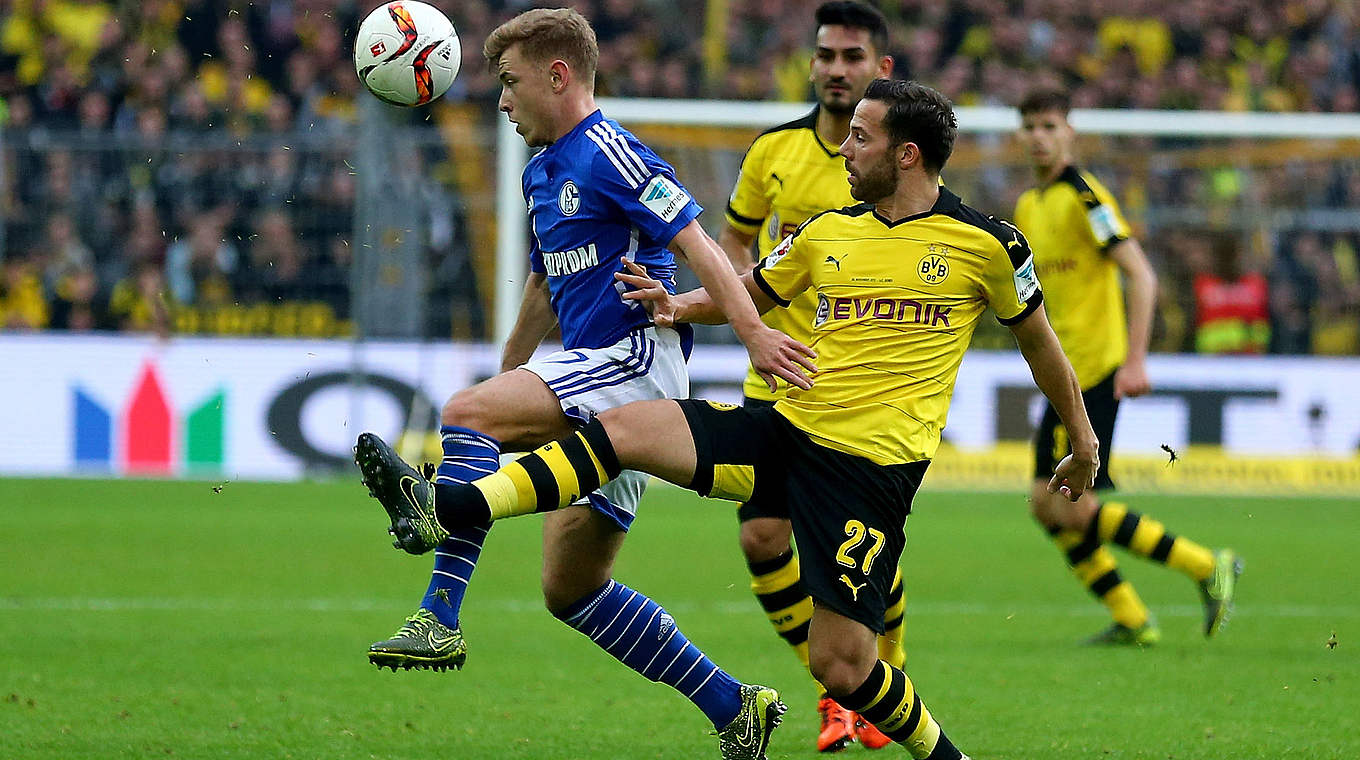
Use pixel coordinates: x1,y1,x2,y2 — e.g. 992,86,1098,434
764,234,793,268
1013,254,1039,302
639,175,691,223
1087,204,1122,243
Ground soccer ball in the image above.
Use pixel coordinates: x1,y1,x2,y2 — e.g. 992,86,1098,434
354,1,461,107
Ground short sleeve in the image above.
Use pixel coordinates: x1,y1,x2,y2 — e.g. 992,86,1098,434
524,172,546,273
529,234,545,273
588,139,702,247
1080,172,1132,250
983,218,1044,325
751,229,811,307
725,138,770,235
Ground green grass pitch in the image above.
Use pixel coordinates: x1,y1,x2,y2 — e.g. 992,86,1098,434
1,477,1356,759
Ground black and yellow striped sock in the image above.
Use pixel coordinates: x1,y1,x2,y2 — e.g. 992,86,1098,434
433,418,622,529
748,550,819,690
1094,502,1215,581
836,661,962,759
1047,524,1149,629
878,566,906,670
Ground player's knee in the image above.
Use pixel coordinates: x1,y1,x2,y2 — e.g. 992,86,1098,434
542,585,574,619
1028,483,1059,527
809,645,876,697
594,406,633,442
541,572,591,618
1032,486,1098,533
440,390,490,431
541,558,613,618
738,518,792,564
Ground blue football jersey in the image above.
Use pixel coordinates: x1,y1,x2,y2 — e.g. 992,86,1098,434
524,110,702,350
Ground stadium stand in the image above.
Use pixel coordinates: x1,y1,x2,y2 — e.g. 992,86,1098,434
0,0,1357,350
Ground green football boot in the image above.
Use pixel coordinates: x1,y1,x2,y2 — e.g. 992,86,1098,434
354,432,447,555
368,609,467,672
1084,618,1162,647
1200,548,1244,638
716,684,786,760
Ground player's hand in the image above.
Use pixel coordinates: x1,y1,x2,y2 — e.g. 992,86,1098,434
1048,451,1099,502
616,259,678,327
1113,360,1151,399
745,324,817,392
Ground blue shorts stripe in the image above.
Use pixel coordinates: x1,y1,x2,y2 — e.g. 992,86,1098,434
546,335,654,397
543,333,648,393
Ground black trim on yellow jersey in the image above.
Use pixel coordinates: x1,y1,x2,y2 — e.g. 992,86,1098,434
936,189,1035,270
866,188,962,228
1055,164,1129,252
1055,165,1100,208
726,204,763,227
754,106,839,159
753,206,847,307
997,291,1044,325
751,266,789,307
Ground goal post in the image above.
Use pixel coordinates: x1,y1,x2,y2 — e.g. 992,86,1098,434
493,99,1360,346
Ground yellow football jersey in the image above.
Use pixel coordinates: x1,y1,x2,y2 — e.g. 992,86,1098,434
753,189,1043,466
726,107,855,401
1013,166,1132,390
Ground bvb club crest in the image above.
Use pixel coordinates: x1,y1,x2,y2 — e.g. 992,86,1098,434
918,245,950,284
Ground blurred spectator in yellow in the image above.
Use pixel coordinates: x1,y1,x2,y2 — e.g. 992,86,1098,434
1,253,49,329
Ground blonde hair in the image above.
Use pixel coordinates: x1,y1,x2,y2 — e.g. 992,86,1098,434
483,8,599,85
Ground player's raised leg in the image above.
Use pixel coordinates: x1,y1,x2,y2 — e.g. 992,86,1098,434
1030,482,1160,646
1085,498,1242,637
406,400,695,531
1033,479,1243,640
361,368,578,671
358,398,787,757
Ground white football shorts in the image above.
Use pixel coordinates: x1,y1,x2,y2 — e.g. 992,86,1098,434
521,326,689,530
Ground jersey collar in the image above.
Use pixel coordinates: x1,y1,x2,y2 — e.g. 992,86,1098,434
807,105,841,159
546,109,607,154
1040,163,1081,189
870,186,962,227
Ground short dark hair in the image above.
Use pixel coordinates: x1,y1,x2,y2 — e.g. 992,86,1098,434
862,78,956,174
815,1,889,54
1018,87,1071,117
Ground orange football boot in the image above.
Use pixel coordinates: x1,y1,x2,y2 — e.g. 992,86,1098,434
855,713,893,750
817,697,856,752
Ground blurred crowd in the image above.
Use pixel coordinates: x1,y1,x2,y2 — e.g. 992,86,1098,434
0,0,1357,352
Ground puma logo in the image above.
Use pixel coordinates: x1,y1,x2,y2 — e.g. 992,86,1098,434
840,574,867,602
1007,238,1022,249
825,254,847,271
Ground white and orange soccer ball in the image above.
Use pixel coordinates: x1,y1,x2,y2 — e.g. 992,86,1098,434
354,1,461,107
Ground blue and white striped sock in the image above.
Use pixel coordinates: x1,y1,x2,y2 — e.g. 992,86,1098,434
421,425,500,629
557,580,743,729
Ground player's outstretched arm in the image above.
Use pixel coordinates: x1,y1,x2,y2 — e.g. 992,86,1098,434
616,259,818,388
717,224,758,274
1109,238,1156,399
666,221,817,390
615,258,766,325
500,272,557,372
1008,304,1100,501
